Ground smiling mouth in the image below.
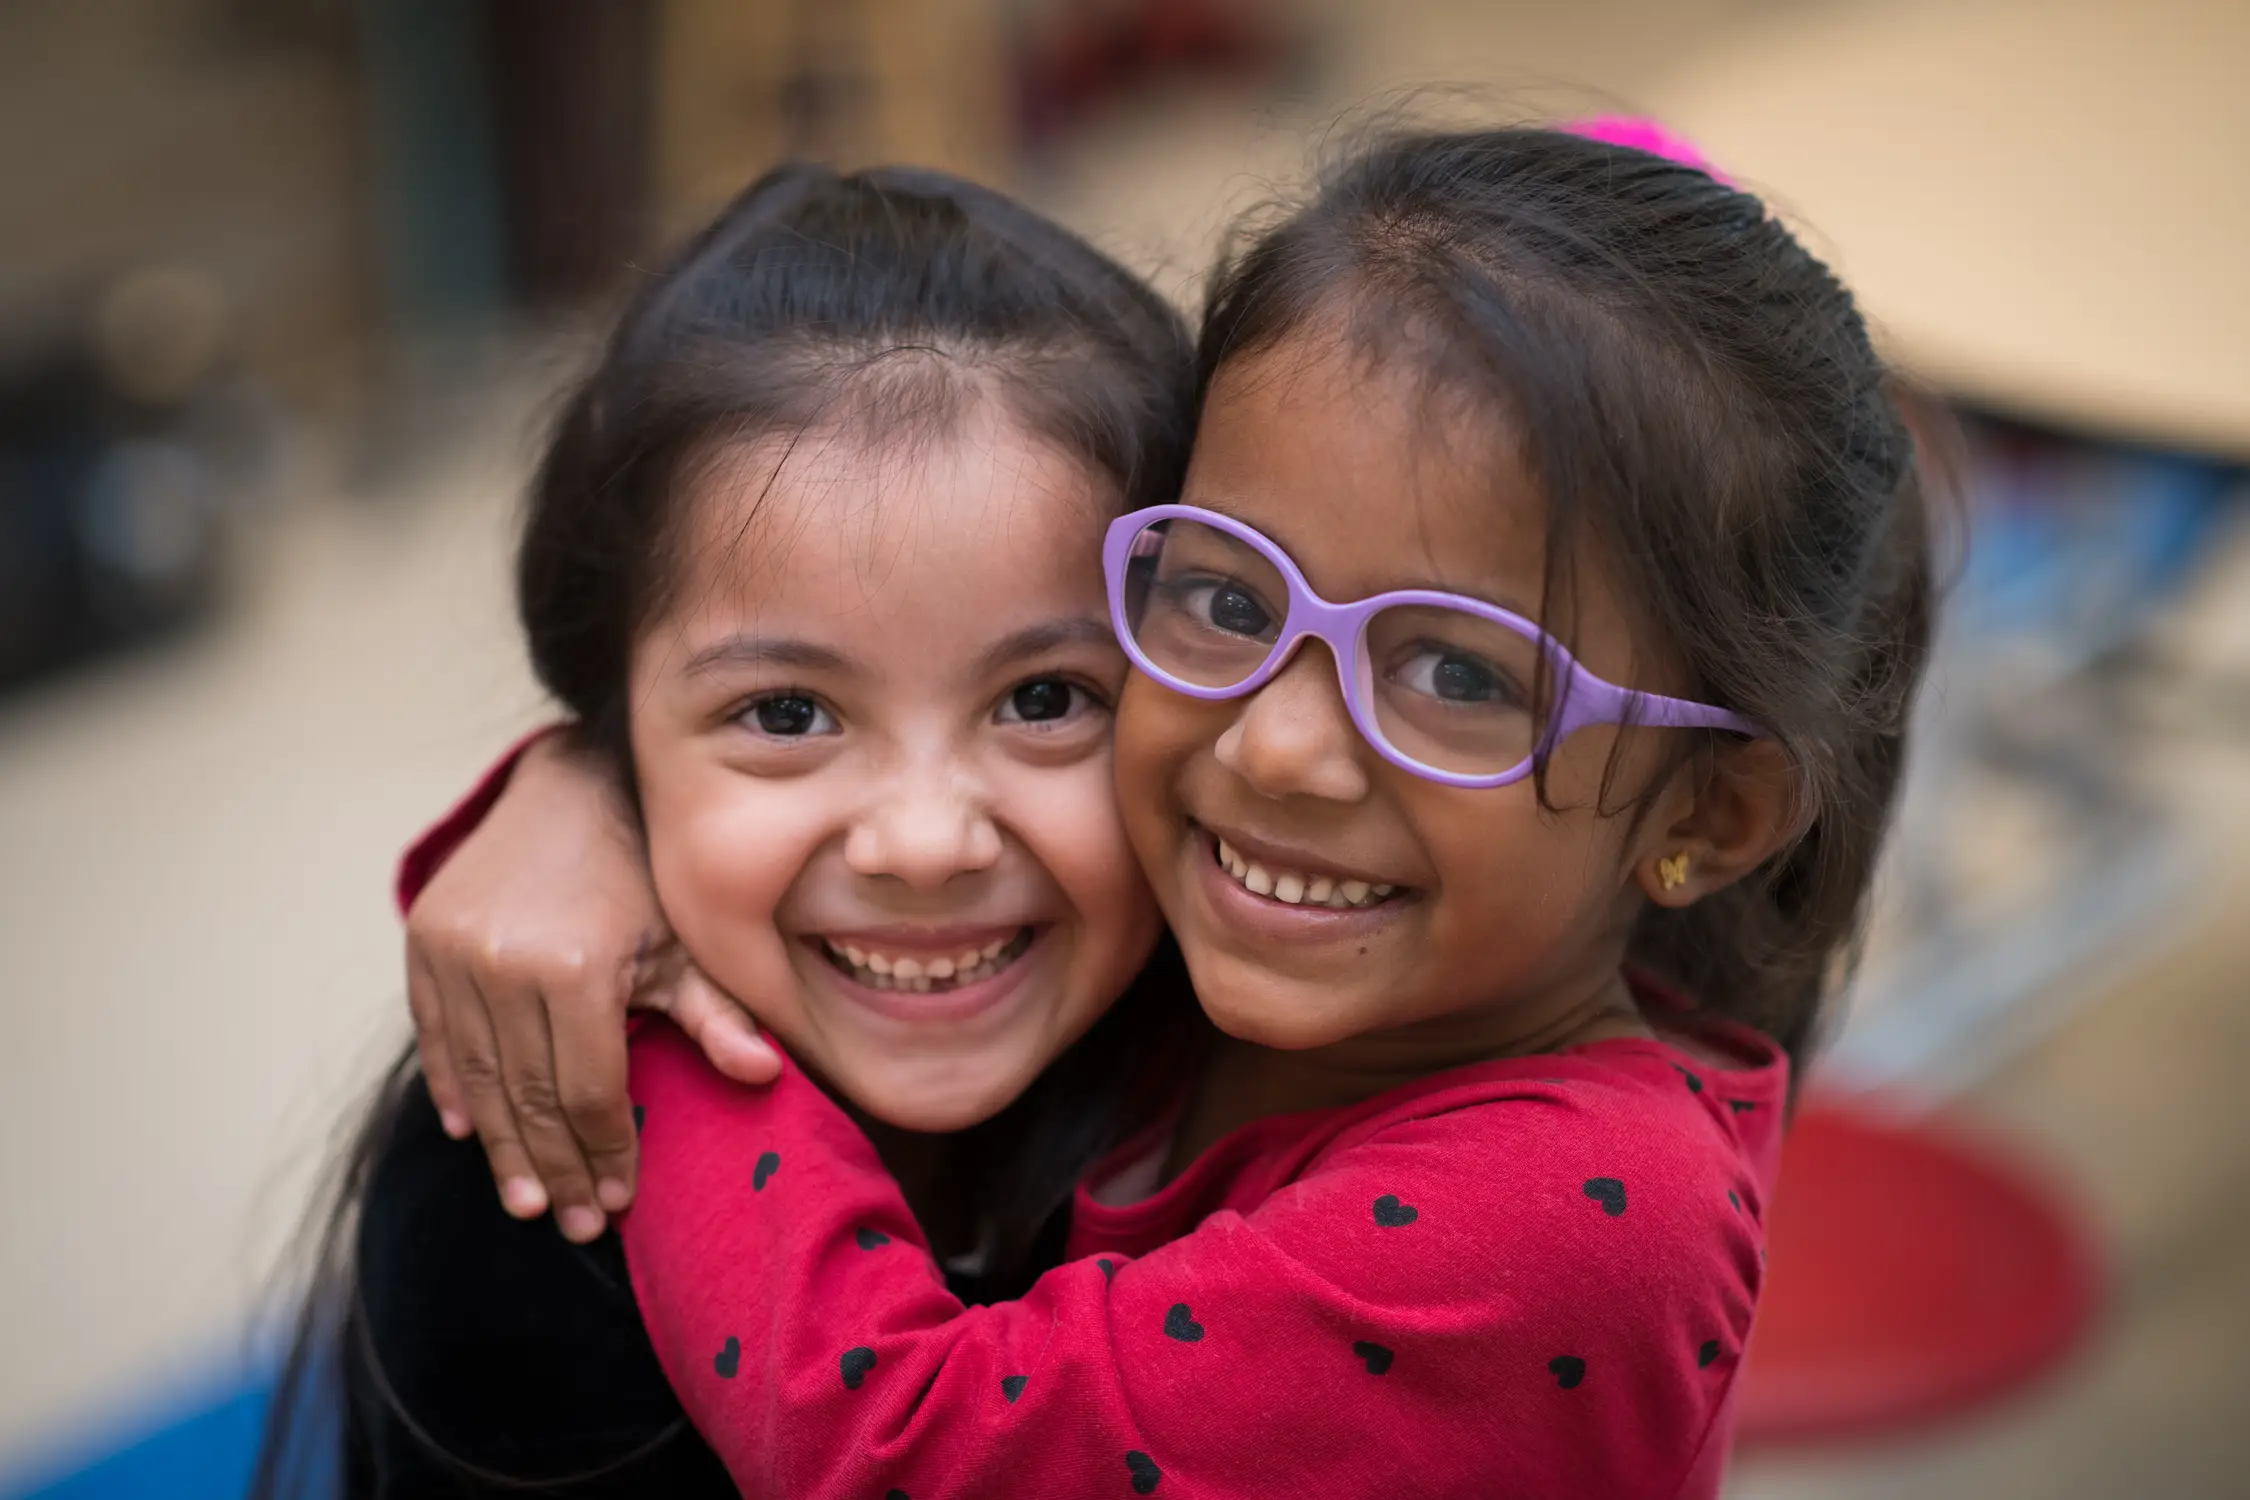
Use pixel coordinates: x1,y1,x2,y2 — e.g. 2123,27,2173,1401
1211,836,1402,910
818,927,1038,992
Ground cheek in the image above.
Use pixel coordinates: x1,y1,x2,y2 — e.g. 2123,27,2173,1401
634,746,807,988
652,795,787,920
1412,779,1635,955
1536,726,1671,819
1111,675,1169,797
1008,756,1164,996
1114,676,1215,852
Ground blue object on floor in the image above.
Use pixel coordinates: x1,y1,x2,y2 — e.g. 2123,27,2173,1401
0,1359,331,1500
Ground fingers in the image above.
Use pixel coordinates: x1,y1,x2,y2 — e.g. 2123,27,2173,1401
438,970,551,1224
662,968,781,1085
544,977,640,1215
480,969,609,1242
407,947,470,1139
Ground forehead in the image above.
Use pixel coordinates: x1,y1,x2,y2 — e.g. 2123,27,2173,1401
665,405,1115,645
1185,327,1549,604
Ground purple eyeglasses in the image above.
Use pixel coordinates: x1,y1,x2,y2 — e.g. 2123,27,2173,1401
1103,504,1761,788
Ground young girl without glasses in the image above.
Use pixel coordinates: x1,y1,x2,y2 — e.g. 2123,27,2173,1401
256,162,1202,1497
374,122,1936,1498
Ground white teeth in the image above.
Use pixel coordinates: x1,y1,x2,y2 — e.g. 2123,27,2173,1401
1212,839,1396,909
823,929,1032,992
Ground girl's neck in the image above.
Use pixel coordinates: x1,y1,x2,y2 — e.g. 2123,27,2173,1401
1162,964,1652,1181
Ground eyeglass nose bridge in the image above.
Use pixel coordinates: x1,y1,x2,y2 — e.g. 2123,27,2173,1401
1249,595,1399,748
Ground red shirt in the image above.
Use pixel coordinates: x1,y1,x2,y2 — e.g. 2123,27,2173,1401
621,1014,1782,1500
402,751,1786,1498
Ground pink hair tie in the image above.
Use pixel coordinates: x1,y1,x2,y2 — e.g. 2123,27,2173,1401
1563,115,1733,186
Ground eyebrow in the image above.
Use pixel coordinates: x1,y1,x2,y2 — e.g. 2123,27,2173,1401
682,634,858,678
972,617,1118,676
1179,491,1540,618
677,618,1114,681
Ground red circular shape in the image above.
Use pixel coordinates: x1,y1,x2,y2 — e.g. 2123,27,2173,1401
1737,1096,2101,1446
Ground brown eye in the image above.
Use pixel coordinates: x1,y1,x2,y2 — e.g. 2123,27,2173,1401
1392,648,1523,709
1010,681,1072,721
995,677,1102,727
1209,583,1271,636
744,694,834,736
1433,656,1498,701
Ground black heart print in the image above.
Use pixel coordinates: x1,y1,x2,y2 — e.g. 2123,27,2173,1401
1001,1374,1027,1403
885,1492,909,1500
753,1151,780,1191
1126,1450,1162,1494
1372,1194,1419,1227
1727,1190,1742,1213
1583,1178,1627,1216
840,1346,877,1389
1698,1339,1721,1369
1727,1099,1757,1114
632,1104,646,1133
1672,1064,1704,1093
713,1337,740,1379
856,1227,891,1250
1352,1340,1394,1375
1548,1355,1586,1389
1163,1303,1204,1342
1097,1258,1117,1281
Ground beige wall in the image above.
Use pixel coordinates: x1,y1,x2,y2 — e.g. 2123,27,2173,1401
653,0,1013,236
0,0,369,390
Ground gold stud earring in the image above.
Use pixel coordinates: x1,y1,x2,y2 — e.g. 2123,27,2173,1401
1657,852,1691,891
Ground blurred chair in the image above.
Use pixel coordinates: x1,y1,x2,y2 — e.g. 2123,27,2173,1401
1738,1098,2099,1444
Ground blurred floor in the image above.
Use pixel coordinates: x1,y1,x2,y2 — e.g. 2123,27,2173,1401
3,0,2247,1494
1732,591,2250,1495
0,389,550,1468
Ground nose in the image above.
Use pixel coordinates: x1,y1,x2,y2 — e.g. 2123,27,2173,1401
1213,641,1372,804
842,752,1004,891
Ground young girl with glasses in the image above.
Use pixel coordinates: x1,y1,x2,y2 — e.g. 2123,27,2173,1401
377,121,1934,1497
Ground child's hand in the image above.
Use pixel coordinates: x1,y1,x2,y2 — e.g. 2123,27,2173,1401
404,733,779,1241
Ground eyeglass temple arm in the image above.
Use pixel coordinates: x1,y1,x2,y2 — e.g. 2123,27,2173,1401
1635,694,1762,737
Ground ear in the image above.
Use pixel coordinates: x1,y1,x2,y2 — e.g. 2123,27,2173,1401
1633,739,1802,908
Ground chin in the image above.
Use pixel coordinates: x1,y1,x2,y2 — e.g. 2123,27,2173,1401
1189,970,1362,1052
829,1059,1036,1135
1203,1007,1351,1052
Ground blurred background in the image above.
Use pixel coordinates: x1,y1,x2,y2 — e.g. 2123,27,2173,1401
1,0,2245,1495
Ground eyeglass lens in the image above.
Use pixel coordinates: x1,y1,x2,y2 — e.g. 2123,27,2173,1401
1118,517,1552,777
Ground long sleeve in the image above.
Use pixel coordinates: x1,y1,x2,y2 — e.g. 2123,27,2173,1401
620,1021,1764,1500
393,728,557,916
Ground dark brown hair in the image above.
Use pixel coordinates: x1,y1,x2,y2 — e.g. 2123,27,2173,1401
522,160,1196,763
1196,126,1938,1063
255,162,1200,1498
512,157,1201,1261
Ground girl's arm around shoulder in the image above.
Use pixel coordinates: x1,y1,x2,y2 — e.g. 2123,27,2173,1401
620,1027,1764,1500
